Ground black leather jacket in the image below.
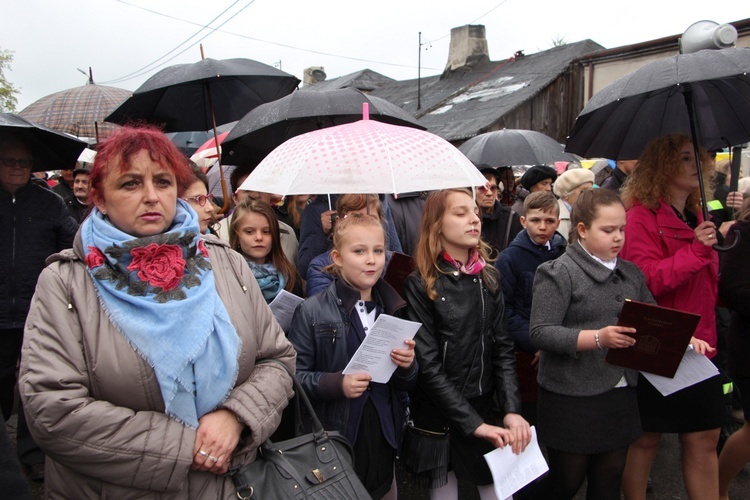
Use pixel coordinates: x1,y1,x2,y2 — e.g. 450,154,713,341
288,278,418,441
404,261,522,436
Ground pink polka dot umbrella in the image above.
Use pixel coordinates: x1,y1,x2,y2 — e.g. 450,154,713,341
238,104,488,197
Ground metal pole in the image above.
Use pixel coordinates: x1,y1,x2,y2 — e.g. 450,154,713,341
417,32,422,111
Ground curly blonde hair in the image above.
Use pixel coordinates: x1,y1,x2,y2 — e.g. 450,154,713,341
621,134,714,212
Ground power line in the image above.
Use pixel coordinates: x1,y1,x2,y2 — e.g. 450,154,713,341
102,0,254,84
107,0,441,75
428,0,510,43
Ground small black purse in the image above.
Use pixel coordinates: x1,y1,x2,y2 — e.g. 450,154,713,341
232,360,371,499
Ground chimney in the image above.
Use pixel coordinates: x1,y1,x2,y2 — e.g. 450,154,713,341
443,25,490,76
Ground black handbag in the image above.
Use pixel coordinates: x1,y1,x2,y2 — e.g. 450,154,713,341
232,360,371,499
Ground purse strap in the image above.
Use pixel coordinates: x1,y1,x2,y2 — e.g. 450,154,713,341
256,359,327,438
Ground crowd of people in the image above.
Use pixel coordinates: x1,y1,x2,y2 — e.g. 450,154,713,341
0,123,748,500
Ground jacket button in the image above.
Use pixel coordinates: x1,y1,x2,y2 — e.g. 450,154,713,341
473,278,477,283
441,297,446,301
453,271,459,276
612,277,620,284
615,295,623,302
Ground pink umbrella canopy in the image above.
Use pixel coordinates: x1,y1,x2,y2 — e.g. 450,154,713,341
239,105,487,197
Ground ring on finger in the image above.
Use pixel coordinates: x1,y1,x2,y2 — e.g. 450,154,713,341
198,450,209,457
208,455,219,462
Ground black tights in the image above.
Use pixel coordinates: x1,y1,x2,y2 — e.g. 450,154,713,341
540,446,628,500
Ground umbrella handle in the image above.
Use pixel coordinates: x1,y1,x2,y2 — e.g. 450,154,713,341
712,229,740,252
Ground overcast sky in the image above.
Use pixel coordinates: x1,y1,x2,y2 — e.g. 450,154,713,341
3,0,748,111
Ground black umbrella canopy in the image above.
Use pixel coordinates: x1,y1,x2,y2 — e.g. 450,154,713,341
565,47,750,160
0,113,88,171
222,88,425,166
105,58,300,132
458,129,578,167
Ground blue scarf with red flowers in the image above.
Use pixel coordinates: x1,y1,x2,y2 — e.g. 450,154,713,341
80,200,240,428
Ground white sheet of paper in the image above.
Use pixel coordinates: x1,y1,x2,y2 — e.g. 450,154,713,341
641,346,719,396
268,289,304,333
342,314,421,383
484,426,548,500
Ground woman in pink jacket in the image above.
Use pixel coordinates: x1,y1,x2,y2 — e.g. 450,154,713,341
619,134,722,500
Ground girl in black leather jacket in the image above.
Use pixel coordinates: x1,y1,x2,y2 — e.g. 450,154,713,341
403,188,530,498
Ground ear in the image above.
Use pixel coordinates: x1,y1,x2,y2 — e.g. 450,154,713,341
91,189,106,213
331,248,343,268
576,222,587,240
520,215,527,228
552,218,561,230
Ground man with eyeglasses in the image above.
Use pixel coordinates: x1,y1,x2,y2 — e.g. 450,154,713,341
0,134,77,481
474,164,523,258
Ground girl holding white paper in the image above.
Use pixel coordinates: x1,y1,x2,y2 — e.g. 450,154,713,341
403,188,530,500
530,189,654,499
288,213,417,499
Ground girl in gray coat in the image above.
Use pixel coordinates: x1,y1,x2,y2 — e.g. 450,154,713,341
530,189,654,500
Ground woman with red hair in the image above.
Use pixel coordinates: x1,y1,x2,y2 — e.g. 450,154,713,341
19,125,295,498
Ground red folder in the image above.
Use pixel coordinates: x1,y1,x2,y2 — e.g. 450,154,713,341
604,299,700,378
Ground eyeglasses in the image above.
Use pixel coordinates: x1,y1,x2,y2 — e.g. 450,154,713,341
478,185,499,193
0,157,33,168
183,193,214,206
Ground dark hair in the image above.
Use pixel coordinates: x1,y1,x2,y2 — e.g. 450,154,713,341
524,191,559,215
570,188,624,243
90,125,193,200
189,170,210,192
229,199,298,293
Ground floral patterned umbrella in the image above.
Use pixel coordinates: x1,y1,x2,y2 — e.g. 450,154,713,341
238,104,487,197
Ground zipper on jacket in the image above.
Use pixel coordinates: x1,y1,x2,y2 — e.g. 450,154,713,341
478,277,486,396
442,340,448,366
10,195,17,321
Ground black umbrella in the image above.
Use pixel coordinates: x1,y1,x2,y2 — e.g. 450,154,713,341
0,113,88,171
458,129,578,167
222,88,425,166
105,58,300,132
564,47,750,162
565,47,750,248
106,56,299,212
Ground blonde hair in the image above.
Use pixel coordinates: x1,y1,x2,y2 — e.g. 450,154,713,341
621,133,713,212
415,188,498,300
324,213,385,278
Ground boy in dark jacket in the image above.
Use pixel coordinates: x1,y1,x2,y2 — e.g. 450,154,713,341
497,192,566,354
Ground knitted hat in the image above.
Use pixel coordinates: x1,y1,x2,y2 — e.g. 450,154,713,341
520,165,557,190
553,168,595,198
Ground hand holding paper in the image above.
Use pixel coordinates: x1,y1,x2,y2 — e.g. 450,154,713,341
484,426,548,500
342,314,421,383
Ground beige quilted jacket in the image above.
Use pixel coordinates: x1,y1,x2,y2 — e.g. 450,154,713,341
19,233,296,499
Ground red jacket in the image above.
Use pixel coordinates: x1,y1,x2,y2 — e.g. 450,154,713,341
621,201,718,354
